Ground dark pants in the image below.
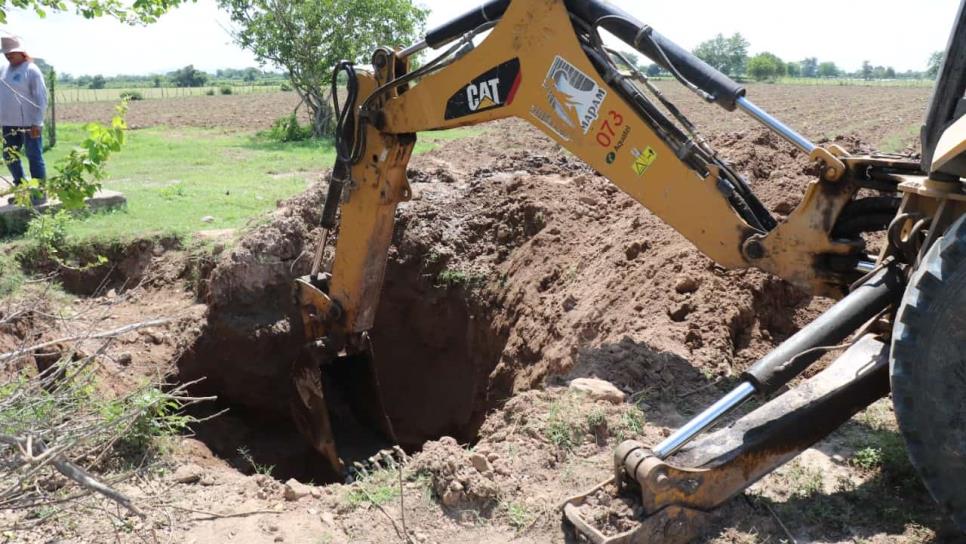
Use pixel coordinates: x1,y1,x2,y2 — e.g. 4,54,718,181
3,126,46,185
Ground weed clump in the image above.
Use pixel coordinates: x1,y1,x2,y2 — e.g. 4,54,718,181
264,114,314,143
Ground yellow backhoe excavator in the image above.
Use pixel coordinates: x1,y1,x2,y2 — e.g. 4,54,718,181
290,0,966,539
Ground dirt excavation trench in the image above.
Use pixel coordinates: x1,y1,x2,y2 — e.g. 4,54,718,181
168,119,837,488
173,183,517,483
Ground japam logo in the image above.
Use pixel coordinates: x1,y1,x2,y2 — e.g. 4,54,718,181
543,56,607,135
445,58,522,120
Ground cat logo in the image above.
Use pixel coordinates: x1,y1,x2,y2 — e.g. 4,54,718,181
467,79,501,111
445,59,522,120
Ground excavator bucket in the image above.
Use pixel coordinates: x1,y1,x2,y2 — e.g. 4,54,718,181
290,276,395,479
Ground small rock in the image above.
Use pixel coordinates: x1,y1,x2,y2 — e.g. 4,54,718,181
172,464,204,484
106,288,117,299
569,378,625,405
320,511,335,527
578,195,599,207
413,532,428,542
441,481,464,507
668,302,694,322
496,226,511,242
274,537,284,543
212,242,226,256
625,242,643,261
115,352,133,366
152,245,165,257
200,474,216,486
283,478,313,501
674,276,701,294
201,215,215,223
468,453,491,474
485,452,500,463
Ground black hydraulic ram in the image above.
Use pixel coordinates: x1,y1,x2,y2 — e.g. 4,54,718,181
651,265,904,459
419,0,745,111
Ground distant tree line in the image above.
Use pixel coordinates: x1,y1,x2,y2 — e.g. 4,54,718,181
55,65,288,89
621,32,946,83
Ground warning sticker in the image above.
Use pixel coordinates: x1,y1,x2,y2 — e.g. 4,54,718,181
632,146,657,177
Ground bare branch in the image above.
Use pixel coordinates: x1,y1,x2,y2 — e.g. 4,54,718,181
0,318,172,364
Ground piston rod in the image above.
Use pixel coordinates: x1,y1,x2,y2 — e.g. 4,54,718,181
652,265,902,459
737,96,817,154
652,381,755,459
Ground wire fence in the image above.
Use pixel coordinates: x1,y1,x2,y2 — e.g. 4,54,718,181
774,77,935,87
54,84,287,104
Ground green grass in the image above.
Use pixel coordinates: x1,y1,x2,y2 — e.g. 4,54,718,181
878,123,921,153
503,501,534,531
34,124,482,244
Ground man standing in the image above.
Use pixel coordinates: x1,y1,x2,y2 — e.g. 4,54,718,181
0,36,47,205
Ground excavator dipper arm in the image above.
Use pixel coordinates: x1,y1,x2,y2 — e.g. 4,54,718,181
292,0,919,534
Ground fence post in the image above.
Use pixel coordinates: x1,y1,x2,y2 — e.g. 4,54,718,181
44,67,56,150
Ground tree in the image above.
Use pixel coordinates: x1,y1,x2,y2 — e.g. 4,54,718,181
33,57,51,73
243,67,259,83
693,32,748,77
817,61,839,78
800,57,818,78
885,66,896,79
785,61,801,78
861,60,873,80
927,51,945,79
152,75,163,87
219,0,428,137
645,64,663,77
169,65,208,87
0,0,187,24
747,52,785,82
88,74,106,89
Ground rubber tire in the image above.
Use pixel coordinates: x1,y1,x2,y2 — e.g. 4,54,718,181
891,214,966,532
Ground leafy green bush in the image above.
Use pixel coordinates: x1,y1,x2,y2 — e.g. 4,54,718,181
204,89,215,96
0,252,24,296
24,210,73,256
219,86,232,95
279,81,292,92
265,113,313,142
119,90,143,101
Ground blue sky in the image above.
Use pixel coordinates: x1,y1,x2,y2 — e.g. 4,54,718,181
3,0,960,76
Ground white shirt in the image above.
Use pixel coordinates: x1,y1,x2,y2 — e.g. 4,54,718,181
0,61,47,127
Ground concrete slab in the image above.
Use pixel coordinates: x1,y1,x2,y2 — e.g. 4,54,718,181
0,190,127,235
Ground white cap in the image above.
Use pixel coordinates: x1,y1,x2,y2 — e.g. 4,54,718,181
1,36,25,54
